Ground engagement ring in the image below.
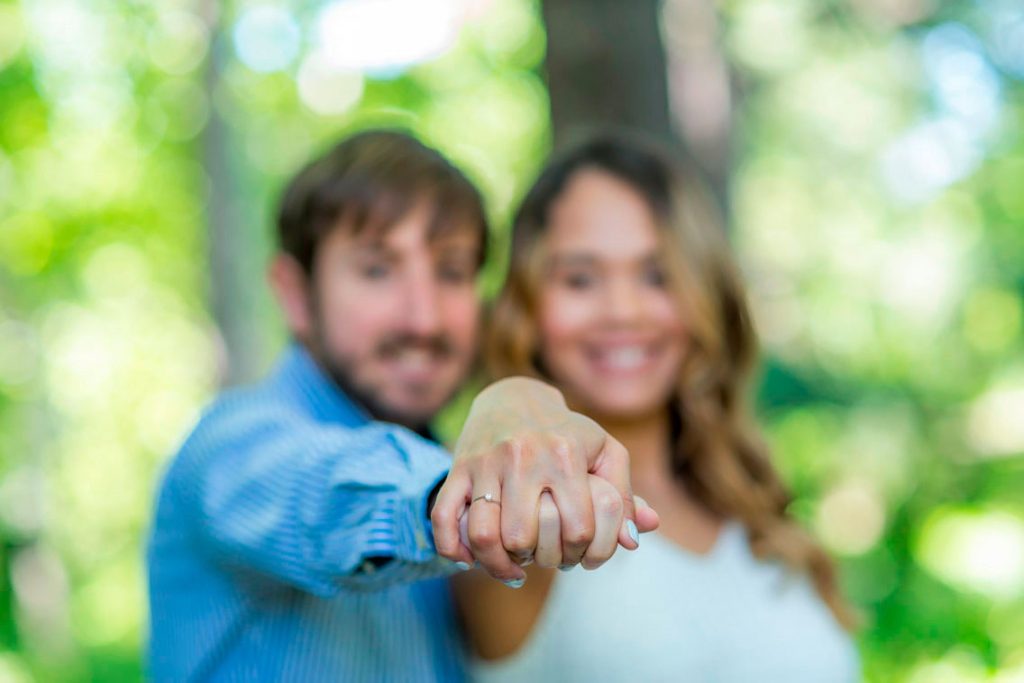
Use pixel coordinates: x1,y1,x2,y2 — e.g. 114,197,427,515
471,493,501,506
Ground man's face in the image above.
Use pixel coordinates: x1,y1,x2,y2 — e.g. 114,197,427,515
305,206,482,429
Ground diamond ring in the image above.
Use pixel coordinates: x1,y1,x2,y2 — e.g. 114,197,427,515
471,493,501,506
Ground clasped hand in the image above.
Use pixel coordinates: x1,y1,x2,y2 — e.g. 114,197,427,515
430,378,659,584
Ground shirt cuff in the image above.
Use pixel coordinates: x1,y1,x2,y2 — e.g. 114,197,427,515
362,430,452,566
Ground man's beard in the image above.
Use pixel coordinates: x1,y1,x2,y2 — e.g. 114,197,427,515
307,325,471,431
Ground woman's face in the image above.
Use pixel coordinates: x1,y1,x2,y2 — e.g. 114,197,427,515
537,169,687,421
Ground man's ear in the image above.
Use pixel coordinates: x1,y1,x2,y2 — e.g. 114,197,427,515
268,253,312,339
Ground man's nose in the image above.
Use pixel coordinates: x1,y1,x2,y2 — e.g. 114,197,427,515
402,268,442,336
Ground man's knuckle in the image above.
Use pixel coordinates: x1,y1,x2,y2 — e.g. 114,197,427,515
594,490,623,517
587,547,614,566
503,530,531,552
563,523,593,546
609,438,628,460
430,506,450,527
539,506,560,526
470,527,500,548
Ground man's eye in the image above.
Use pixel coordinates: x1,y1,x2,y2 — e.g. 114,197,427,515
563,272,595,289
362,263,390,279
439,267,474,284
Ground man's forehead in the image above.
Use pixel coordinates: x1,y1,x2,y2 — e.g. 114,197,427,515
343,210,481,253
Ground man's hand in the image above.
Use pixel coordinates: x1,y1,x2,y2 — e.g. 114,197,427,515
533,488,660,569
430,377,656,583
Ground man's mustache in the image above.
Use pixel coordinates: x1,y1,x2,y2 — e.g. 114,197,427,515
376,334,455,358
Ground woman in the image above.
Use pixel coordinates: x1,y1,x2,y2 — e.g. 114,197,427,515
453,132,860,681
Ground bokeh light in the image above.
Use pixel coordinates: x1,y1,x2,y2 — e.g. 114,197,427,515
232,6,301,74
916,509,1024,600
148,9,209,75
296,50,365,116
815,479,888,556
316,0,460,74
0,4,26,69
985,0,1024,78
966,380,1024,458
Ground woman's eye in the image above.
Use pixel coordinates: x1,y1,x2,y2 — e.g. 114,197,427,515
643,268,667,288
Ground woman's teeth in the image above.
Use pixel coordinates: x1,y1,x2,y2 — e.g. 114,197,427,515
595,346,648,370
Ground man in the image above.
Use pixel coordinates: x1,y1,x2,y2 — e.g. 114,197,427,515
148,130,650,681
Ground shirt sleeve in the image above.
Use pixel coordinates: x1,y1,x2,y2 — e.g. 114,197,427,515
167,398,459,596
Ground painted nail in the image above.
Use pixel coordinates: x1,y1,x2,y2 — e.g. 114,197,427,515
558,564,575,572
627,520,639,546
454,561,472,571
503,578,526,589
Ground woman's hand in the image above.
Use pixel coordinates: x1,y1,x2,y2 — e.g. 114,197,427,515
431,376,657,583
455,486,660,570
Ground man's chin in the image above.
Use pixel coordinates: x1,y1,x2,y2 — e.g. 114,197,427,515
373,394,447,430
314,349,462,431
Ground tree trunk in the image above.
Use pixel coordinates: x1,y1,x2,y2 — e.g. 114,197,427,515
541,0,733,210
201,1,270,386
541,0,675,146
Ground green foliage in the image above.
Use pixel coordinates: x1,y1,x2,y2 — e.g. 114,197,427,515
723,0,1024,679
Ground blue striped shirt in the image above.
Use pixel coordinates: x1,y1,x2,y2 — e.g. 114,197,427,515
147,345,467,682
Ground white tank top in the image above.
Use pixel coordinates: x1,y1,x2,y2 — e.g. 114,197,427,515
470,522,860,683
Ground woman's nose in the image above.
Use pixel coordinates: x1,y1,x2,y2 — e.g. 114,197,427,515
603,280,644,323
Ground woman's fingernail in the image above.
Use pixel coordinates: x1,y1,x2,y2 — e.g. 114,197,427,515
558,564,575,572
627,520,639,545
503,578,526,589
454,561,472,571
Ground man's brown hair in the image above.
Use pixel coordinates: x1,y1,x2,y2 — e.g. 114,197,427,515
276,129,489,274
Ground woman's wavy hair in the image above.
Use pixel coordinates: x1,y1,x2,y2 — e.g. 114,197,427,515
487,131,856,629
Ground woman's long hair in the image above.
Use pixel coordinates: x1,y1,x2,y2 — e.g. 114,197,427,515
487,131,856,629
